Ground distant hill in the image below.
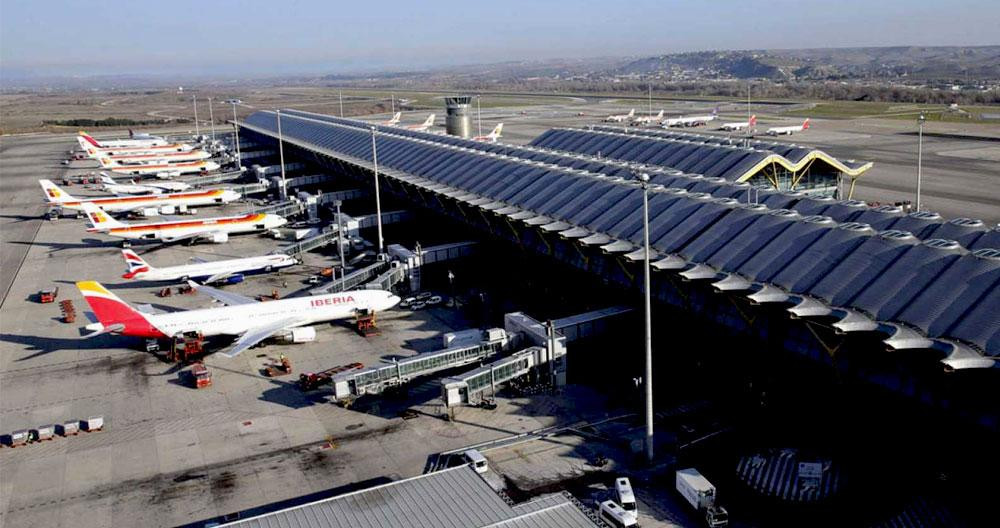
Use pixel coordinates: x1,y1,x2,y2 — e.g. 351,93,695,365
616,46,1000,80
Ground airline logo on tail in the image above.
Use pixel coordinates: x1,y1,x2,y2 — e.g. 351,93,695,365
76,281,163,338
88,209,110,226
121,250,151,278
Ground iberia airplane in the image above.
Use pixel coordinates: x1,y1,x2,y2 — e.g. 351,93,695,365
105,158,220,176
97,149,211,167
76,280,400,357
472,123,503,143
77,133,194,157
80,202,287,244
78,130,167,148
40,180,238,213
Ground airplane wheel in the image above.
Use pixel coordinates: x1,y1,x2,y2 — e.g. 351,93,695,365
265,266,273,273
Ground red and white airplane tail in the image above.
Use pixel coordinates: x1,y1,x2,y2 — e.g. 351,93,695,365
121,249,153,279
39,179,76,205
79,131,103,148
77,281,160,337
80,202,128,232
749,115,757,126
802,118,810,130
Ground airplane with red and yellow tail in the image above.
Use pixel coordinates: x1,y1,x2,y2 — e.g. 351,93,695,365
40,179,238,213
80,202,287,244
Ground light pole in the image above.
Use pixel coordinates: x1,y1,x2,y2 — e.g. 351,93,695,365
192,96,200,136
339,90,344,117
638,171,654,463
276,109,287,199
477,95,482,138
916,113,925,212
208,97,216,141
371,126,384,254
231,101,242,170
334,199,346,291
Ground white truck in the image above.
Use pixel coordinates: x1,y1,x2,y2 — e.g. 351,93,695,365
675,468,729,528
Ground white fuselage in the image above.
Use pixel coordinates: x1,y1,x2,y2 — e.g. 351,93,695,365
719,122,750,131
89,137,168,148
96,213,287,240
101,150,211,166
146,290,400,337
60,189,238,213
133,254,297,282
663,114,716,127
767,125,803,135
109,160,220,176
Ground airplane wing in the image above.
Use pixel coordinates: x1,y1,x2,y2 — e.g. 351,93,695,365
202,271,233,284
160,230,219,244
187,280,256,306
218,317,306,358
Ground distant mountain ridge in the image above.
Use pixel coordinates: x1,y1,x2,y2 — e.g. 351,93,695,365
616,46,1000,80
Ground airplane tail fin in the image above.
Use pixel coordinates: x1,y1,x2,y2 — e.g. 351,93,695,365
99,172,116,185
39,179,75,204
97,157,117,168
656,110,664,119
627,109,635,117
79,131,102,148
749,115,757,126
491,123,503,138
121,249,153,278
802,118,810,130
422,114,435,127
76,281,147,332
80,202,128,232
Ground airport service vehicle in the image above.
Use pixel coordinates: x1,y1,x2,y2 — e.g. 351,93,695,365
381,112,402,126
662,108,719,128
80,202,287,244
464,449,489,474
41,180,237,214
105,158,220,176
766,118,810,136
121,249,298,283
76,280,400,357
598,500,638,528
676,468,729,528
472,123,503,143
404,114,435,131
99,173,192,195
604,109,635,123
719,115,756,131
78,130,167,148
97,149,211,167
615,477,638,516
632,110,664,126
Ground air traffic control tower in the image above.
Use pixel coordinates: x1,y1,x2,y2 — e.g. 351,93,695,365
445,96,472,138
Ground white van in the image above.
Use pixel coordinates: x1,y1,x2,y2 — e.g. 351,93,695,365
598,500,638,527
614,477,637,513
464,449,488,474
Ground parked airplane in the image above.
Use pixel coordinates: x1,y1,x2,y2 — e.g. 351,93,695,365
662,108,719,128
766,118,811,136
80,202,287,244
120,249,297,283
105,159,220,177
77,134,194,156
76,280,400,357
99,173,192,194
604,109,635,123
382,112,402,126
97,149,211,167
719,115,757,131
78,130,167,148
632,110,664,126
405,114,435,131
41,180,237,213
472,123,503,143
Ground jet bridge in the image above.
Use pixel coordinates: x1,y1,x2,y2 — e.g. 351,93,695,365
330,329,510,402
440,347,543,406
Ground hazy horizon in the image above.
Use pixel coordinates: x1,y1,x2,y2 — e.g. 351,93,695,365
2,0,999,80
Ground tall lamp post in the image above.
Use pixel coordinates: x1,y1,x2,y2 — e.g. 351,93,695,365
334,199,346,291
208,97,216,141
276,109,287,199
231,101,241,170
371,126,384,254
638,171,654,462
916,113,925,212
192,96,200,136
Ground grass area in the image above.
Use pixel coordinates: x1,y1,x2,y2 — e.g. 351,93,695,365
783,100,1000,123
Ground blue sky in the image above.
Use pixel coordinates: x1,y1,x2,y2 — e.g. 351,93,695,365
2,0,998,78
